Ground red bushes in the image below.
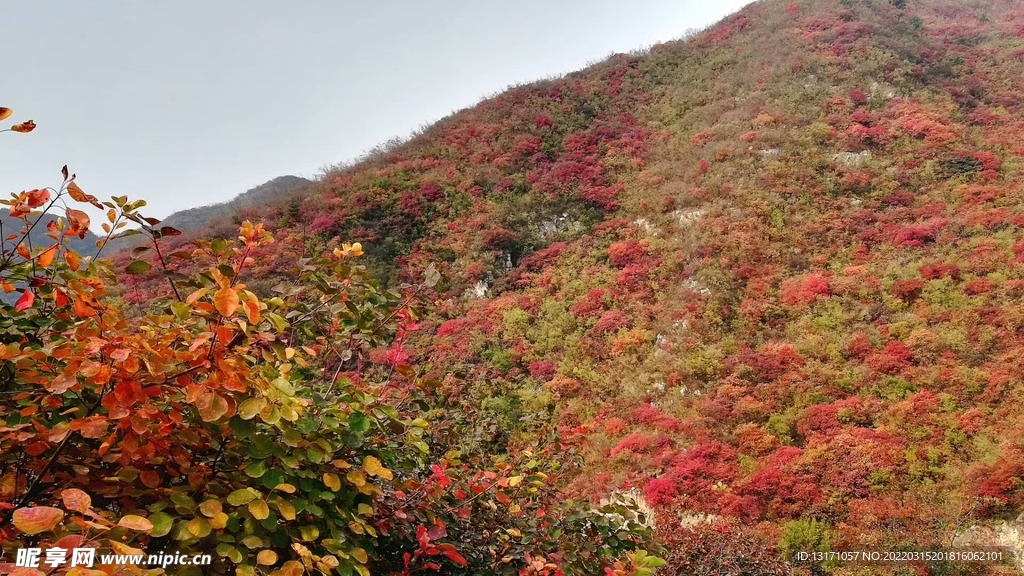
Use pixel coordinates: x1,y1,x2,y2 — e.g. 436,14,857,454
796,403,842,438
864,341,914,374
592,309,631,334
642,477,679,506
891,279,925,301
481,228,517,251
780,273,830,305
419,182,445,202
520,242,567,272
920,263,960,280
607,239,648,268
437,318,471,338
965,278,995,295
611,433,654,456
894,226,937,248
309,215,338,235
571,288,610,318
630,403,665,425
528,359,557,380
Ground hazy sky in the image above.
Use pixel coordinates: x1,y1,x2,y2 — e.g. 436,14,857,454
3,0,753,222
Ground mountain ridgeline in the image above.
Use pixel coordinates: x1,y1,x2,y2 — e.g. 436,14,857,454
103,175,311,253
109,0,1024,570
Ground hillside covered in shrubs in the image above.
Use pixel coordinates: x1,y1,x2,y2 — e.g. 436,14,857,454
8,0,1024,573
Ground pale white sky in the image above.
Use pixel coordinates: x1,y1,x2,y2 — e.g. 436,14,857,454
3,0,754,221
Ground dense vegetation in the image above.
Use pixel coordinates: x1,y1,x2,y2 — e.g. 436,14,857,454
8,0,1024,573
0,114,660,575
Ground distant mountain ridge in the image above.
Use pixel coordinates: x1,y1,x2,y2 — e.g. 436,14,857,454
104,175,312,253
159,175,311,232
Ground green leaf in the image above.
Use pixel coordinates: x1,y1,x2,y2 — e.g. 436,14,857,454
245,461,266,478
125,260,152,275
130,245,152,258
262,470,285,491
238,398,266,420
348,412,370,434
149,511,174,537
271,377,295,396
227,488,261,506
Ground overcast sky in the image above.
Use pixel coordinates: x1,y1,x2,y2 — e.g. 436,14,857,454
3,0,753,222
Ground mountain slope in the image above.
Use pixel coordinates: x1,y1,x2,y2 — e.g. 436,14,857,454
111,0,1024,569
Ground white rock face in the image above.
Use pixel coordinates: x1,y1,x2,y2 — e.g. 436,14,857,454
672,209,706,227
634,217,657,236
463,280,489,299
954,519,1024,571
679,512,720,529
869,80,897,101
833,150,871,168
683,278,711,296
538,212,580,238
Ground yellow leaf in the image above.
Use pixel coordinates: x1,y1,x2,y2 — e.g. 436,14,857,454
248,499,270,520
273,483,297,493
351,548,368,564
508,475,524,487
198,499,222,517
214,286,239,316
276,500,296,521
346,470,366,487
363,456,393,480
256,550,278,566
323,473,341,491
210,512,229,530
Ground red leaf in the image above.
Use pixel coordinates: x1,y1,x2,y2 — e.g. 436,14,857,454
442,549,468,567
14,291,34,312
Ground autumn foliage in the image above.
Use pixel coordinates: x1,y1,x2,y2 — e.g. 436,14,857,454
0,115,660,575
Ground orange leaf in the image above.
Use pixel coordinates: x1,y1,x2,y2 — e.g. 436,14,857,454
73,296,97,318
11,120,36,133
61,488,92,513
54,289,70,307
0,107,12,121
214,286,239,317
15,291,34,312
13,506,64,534
117,514,154,532
59,252,81,275
26,189,50,208
37,245,57,267
67,181,88,202
16,244,30,259
66,209,90,239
